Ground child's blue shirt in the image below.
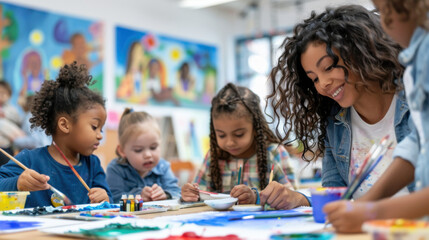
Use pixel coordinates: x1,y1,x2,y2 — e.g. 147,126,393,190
395,27,429,190
106,158,180,203
0,147,113,207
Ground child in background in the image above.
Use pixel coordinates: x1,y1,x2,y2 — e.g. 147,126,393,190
0,80,24,166
0,62,112,207
13,94,52,151
106,108,180,203
324,1,429,233
181,83,297,206
261,5,413,210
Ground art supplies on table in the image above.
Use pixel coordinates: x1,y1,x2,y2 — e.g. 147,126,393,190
363,219,429,240
204,198,238,210
2,202,119,216
0,215,81,234
199,190,231,201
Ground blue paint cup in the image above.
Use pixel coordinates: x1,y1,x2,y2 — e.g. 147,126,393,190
310,187,346,223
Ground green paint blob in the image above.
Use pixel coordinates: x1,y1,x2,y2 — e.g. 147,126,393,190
68,223,163,237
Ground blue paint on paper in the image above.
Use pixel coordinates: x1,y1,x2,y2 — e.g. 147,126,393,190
0,220,41,230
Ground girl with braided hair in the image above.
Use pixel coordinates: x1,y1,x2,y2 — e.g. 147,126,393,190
181,83,295,205
0,62,112,207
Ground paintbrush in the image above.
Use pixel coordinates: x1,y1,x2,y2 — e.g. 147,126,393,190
323,135,391,228
0,148,72,205
53,141,90,192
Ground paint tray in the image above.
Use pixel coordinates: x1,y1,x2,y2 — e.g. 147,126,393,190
0,191,30,211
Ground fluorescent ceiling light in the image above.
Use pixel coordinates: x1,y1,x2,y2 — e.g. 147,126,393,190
179,0,239,9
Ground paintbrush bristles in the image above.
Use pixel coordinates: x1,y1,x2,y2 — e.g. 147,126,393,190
343,135,391,200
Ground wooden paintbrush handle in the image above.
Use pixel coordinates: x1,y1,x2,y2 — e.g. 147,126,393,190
0,148,28,170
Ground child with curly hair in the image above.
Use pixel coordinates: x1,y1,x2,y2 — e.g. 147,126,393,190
261,5,413,209
0,62,112,207
181,83,297,206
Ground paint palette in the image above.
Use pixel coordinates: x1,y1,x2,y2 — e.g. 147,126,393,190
199,190,231,201
204,198,238,210
363,219,429,240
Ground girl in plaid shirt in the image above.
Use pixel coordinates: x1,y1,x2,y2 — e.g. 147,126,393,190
181,83,297,205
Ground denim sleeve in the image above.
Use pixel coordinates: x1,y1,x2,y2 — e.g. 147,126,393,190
322,137,347,187
106,162,142,203
160,163,181,199
393,118,419,167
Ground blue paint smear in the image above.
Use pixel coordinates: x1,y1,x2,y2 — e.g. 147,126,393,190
0,220,41,230
176,210,312,227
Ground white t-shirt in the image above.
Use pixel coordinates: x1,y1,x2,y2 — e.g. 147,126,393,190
350,95,409,199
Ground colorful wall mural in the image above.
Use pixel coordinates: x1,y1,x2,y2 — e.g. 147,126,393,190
115,26,218,108
0,2,104,104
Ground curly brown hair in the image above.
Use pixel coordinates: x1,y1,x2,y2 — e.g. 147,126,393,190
209,83,279,191
30,62,104,136
375,0,429,29
267,5,404,162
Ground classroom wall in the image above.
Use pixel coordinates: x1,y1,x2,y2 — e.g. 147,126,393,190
0,0,239,166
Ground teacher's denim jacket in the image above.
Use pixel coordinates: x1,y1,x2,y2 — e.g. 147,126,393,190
394,27,429,191
322,91,415,192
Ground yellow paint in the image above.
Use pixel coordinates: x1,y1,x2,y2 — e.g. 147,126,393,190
0,192,29,210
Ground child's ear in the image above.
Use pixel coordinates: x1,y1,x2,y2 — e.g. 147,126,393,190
57,116,71,134
116,145,126,158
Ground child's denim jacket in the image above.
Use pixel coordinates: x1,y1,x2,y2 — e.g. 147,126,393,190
322,91,415,192
395,27,429,190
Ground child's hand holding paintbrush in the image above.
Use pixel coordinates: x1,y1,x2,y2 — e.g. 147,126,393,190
17,168,50,191
181,183,201,202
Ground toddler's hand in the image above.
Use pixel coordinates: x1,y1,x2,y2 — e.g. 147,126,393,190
181,183,199,202
231,185,256,204
17,169,50,191
324,200,377,233
88,187,109,203
260,181,308,209
141,186,152,202
150,184,167,201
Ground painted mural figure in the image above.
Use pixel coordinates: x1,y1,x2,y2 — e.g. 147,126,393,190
147,58,179,105
174,62,196,101
116,42,149,103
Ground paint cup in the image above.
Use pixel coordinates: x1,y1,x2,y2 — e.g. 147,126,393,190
0,191,30,210
363,219,429,240
309,187,346,223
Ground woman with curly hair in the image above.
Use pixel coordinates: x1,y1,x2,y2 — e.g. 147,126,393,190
261,5,414,209
181,83,299,207
325,0,429,233
0,62,112,207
